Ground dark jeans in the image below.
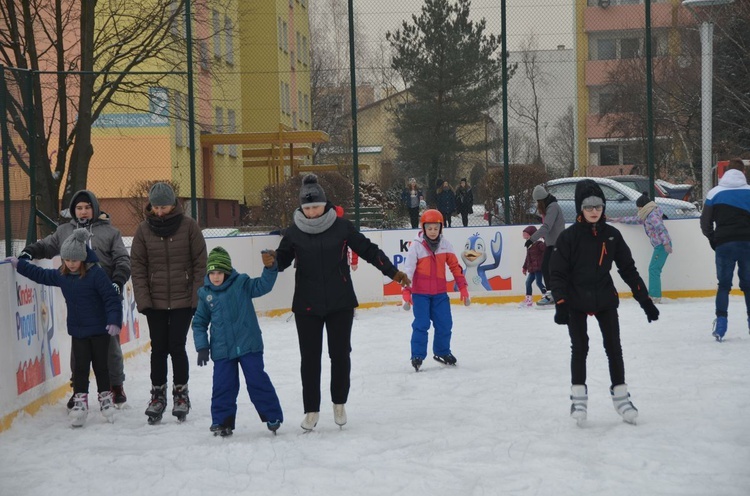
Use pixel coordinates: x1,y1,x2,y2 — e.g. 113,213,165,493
294,308,354,413
71,334,111,394
408,207,420,228
70,334,125,387
541,246,554,290
460,212,469,227
525,271,546,295
567,308,625,388
146,308,194,386
440,210,452,227
714,241,750,317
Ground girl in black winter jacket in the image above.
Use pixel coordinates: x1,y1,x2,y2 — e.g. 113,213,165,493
549,180,659,426
274,175,410,431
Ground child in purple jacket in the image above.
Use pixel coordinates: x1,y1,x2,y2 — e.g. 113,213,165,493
521,226,548,307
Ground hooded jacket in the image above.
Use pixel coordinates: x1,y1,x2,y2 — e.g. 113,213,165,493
22,190,131,289
16,247,122,338
529,194,565,246
402,231,467,295
550,180,648,312
700,169,750,248
192,266,277,360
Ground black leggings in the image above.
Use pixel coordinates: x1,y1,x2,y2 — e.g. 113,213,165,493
567,308,625,388
71,334,111,394
294,308,354,413
146,308,194,386
541,245,555,290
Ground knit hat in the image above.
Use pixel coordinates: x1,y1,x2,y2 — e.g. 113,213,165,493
60,228,91,262
574,179,606,215
636,192,650,208
532,185,549,201
299,174,327,206
148,182,176,207
206,246,232,274
523,225,537,236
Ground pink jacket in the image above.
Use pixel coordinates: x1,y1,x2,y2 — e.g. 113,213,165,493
402,233,467,295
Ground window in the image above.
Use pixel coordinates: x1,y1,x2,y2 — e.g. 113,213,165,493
225,17,234,65
199,40,209,71
227,109,237,157
598,92,615,114
149,87,169,117
304,94,310,123
215,107,224,155
282,22,288,52
169,1,182,37
597,39,616,60
212,10,221,59
620,38,640,59
278,18,283,50
286,84,291,115
546,183,576,200
174,92,184,147
296,32,302,62
302,36,309,65
600,145,620,166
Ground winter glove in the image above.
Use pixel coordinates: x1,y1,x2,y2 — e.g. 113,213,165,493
708,237,716,251
640,298,660,323
106,324,121,336
111,282,121,296
197,348,210,367
664,244,673,254
139,308,152,317
459,286,470,306
261,249,277,268
392,271,411,287
3,257,18,269
554,301,569,326
524,239,533,249
402,287,413,310
18,251,33,261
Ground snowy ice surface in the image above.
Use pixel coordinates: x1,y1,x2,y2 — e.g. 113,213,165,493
1,297,749,496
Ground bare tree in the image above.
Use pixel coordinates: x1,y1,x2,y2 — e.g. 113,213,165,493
546,105,576,178
509,35,546,168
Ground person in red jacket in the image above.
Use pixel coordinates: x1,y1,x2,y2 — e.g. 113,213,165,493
520,225,548,308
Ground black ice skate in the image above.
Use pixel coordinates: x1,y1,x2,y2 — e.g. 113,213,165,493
433,354,457,366
172,384,191,422
411,357,423,372
145,384,167,425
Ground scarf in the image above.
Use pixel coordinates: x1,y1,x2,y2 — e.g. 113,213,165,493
294,208,337,234
424,234,441,253
146,211,183,237
637,201,657,221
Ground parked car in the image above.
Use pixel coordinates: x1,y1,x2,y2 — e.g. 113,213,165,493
655,179,696,203
496,177,701,224
606,175,669,198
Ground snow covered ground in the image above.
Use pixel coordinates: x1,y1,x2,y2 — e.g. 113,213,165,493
1,297,749,496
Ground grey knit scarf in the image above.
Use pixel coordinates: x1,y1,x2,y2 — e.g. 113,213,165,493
294,208,337,234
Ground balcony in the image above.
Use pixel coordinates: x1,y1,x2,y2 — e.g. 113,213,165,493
585,55,671,86
585,2,675,32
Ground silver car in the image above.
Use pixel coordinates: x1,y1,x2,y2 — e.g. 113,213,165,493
497,177,700,224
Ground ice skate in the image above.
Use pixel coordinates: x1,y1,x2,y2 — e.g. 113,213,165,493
211,416,235,437
611,384,638,424
570,385,588,426
411,357,423,372
712,317,727,342
69,393,88,428
172,384,191,422
433,353,457,366
536,294,554,307
145,384,167,425
333,404,347,428
98,391,116,423
518,295,533,308
300,412,319,431
267,420,282,435
111,385,127,408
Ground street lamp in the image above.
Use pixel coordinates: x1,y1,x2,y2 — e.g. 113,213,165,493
681,0,734,201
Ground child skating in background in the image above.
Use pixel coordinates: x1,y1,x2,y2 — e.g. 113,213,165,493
401,209,470,372
192,247,284,437
549,180,659,426
521,226,548,308
5,229,122,427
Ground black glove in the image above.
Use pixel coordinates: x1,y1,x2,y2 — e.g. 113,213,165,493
18,251,33,261
197,348,210,366
554,301,569,325
709,238,716,251
524,239,533,249
640,298,659,323
111,282,121,296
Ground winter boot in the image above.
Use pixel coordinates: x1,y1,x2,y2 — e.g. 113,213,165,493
333,404,347,427
300,412,319,431
69,393,89,428
570,385,588,426
433,353,457,366
611,384,638,424
411,357,423,372
172,384,191,422
519,295,533,308
145,384,167,424
111,385,127,407
712,316,728,342
98,391,116,423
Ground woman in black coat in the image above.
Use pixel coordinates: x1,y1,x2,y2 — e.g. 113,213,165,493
274,175,411,431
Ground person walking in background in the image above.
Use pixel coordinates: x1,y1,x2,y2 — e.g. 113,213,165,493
550,180,659,426
609,192,672,304
700,158,750,342
7,229,122,427
525,184,565,306
436,180,456,228
131,182,207,424
274,174,411,431
401,209,470,372
19,189,131,409
192,247,284,437
455,178,474,227
520,226,547,308
402,178,424,229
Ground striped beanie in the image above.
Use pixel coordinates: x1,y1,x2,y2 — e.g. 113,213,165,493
207,246,232,274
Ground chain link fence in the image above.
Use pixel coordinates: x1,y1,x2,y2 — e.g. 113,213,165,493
3,0,747,255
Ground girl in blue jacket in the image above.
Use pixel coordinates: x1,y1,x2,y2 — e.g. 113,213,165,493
192,246,283,437
6,228,122,427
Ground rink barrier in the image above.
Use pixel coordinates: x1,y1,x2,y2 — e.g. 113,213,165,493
0,219,727,431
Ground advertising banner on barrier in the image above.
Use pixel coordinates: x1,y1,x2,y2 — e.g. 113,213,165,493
379,227,514,296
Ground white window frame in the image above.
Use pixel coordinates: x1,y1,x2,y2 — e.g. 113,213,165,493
213,10,221,59
224,16,234,65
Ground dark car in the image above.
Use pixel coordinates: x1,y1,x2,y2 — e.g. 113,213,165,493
606,175,669,198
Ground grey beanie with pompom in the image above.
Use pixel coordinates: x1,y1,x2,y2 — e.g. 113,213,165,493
532,185,549,201
60,228,91,262
299,174,327,206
